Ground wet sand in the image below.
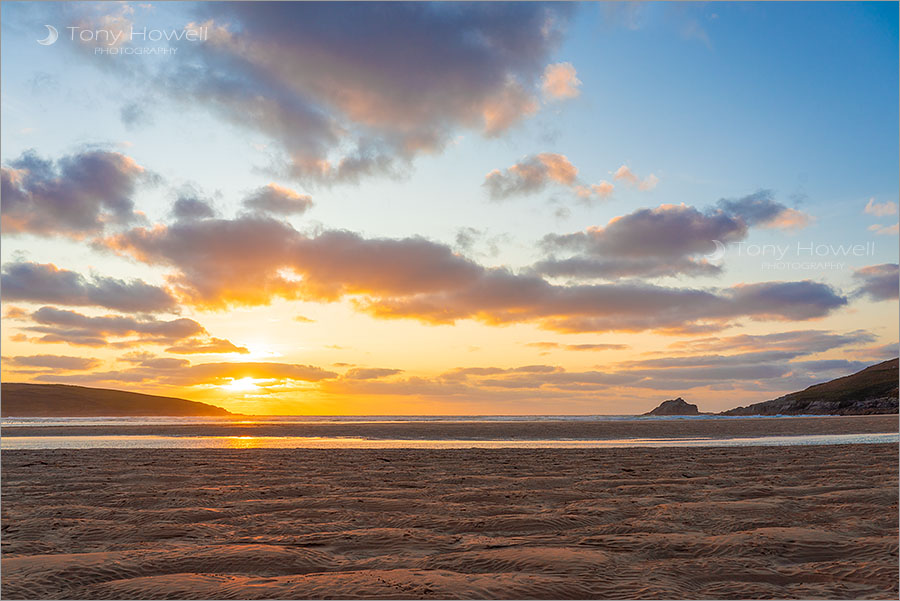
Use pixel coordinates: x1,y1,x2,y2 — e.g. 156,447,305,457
2,442,898,599
4,413,898,439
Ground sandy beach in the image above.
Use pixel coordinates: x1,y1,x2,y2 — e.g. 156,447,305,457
2,438,898,599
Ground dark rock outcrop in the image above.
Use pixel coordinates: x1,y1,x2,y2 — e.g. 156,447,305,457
721,358,899,416
643,397,700,416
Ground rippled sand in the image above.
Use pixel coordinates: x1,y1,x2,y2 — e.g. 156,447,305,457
2,444,898,599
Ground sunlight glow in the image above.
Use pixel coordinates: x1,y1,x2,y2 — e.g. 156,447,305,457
220,377,262,393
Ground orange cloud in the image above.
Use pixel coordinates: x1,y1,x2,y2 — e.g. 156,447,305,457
98,209,848,334
574,182,614,201
100,218,482,308
482,80,540,136
541,62,581,100
484,153,612,202
757,207,812,230
864,197,898,217
869,223,899,236
165,337,250,355
613,164,659,191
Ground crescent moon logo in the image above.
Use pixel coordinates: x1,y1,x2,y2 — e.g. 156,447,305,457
705,239,727,262
37,25,59,46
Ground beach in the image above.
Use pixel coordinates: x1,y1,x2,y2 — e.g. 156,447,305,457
2,417,898,599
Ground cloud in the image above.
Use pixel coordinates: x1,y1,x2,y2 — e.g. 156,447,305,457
758,207,812,230
869,223,899,236
241,183,313,216
321,343,870,402
536,192,814,280
541,62,581,100
120,102,153,129
164,337,250,355
526,342,629,352
617,350,807,369
598,349,869,392
359,273,846,334
481,80,541,136
1,149,152,238
174,361,338,384
343,367,404,380
100,216,482,308
32,360,338,388
83,3,574,184
454,227,510,258
680,18,712,49
601,2,648,31
170,195,217,221
717,190,812,230
725,280,847,321
3,354,102,371
668,329,876,354
22,306,206,347
484,153,613,201
119,352,191,370
864,197,897,217
852,263,899,301
484,153,577,199
613,165,658,191
573,182,615,202
4,306,28,319
99,213,848,333
537,203,745,279
1,261,178,313
852,342,899,361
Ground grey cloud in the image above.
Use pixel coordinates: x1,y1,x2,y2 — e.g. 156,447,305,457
1,261,178,313
24,306,206,347
242,184,313,216
93,2,574,184
343,368,403,380
669,329,876,354
1,149,152,238
171,196,217,221
717,190,790,226
536,191,811,280
2,354,102,371
537,203,746,279
852,263,899,301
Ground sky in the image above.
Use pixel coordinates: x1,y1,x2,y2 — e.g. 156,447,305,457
1,1,898,415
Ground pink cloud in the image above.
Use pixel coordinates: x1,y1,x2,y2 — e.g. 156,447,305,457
541,62,581,100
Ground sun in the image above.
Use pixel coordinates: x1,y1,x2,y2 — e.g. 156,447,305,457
220,377,262,393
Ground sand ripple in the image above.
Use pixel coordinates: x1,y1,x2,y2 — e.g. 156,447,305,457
2,444,897,599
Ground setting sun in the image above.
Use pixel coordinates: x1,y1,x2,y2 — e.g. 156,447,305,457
220,377,262,393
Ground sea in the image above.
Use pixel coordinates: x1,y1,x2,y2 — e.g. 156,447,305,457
2,415,896,450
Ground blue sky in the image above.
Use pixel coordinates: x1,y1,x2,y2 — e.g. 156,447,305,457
1,2,897,414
